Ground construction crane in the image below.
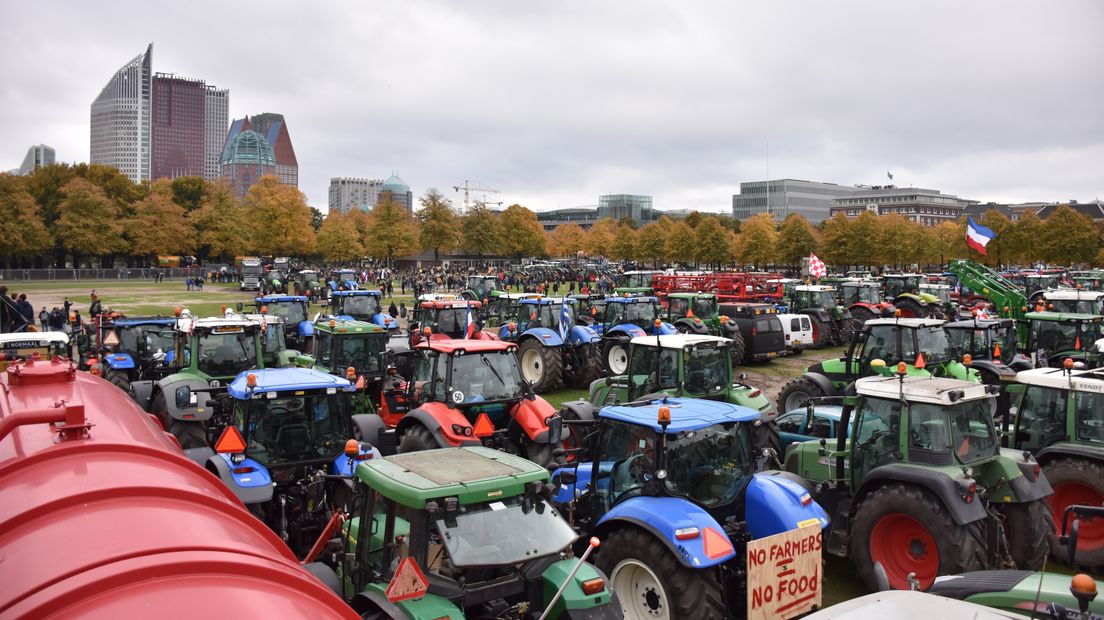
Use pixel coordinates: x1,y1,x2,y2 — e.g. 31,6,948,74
453,180,500,211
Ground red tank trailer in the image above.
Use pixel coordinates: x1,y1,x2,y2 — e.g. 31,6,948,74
0,355,357,620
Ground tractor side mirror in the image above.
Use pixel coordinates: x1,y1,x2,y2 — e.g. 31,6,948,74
557,470,578,485
818,438,827,457
175,386,193,409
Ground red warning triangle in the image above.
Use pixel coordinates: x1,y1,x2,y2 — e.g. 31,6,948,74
702,527,734,560
915,351,926,370
214,426,246,454
385,556,429,603
103,330,120,347
473,413,495,438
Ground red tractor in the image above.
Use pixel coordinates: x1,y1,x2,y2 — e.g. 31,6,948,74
406,299,497,347
359,338,564,467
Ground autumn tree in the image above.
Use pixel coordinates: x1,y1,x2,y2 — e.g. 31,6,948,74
549,223,586,258
776,214,820,267
242,176,316,256
635,219,670,267
416,189,462,262
498,204,547,258
665,220,696,265
170,176,207,211
734,213,778,267
930,220,966,266
1006,211,1043,265
461,202,502,256
694,216,732,268
975,210,1015,267
315,211,365,261
126,181,194,264
1038,206,1100,265
0,174,52,263
583,218,619,258
610,224,637,261
364,198,419,263
188,181,251,261
54,177,128,266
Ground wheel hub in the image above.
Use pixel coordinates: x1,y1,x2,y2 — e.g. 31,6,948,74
643,587,661,611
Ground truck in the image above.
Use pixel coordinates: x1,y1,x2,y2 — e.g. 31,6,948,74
240,256,263,291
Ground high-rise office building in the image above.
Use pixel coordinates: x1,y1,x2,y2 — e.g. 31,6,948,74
598,194,654,226
328,177,384,214
221,129,276,198
204,86,229,180
90,44,152,184
732,179,862,224
151,74,206,179
232,113,298,187
15,144,55,175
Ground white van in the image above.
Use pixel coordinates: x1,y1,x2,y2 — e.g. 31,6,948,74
778,313,813,353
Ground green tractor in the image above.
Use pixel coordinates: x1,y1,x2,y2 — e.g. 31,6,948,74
777,317,979,412
784,374,1054,591
296,318,392,418
335,447,618,619
787,284,855,347
460,274,503,301
614,270,660,295
1025,311,1104,369
290,268,327,301
883,274,950,320
661,292,748,364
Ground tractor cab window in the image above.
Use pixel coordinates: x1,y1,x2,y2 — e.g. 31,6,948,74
267,302,307,326
915,327,952,364
197,329,257,377
623,302,657,327
815,291,836,310
857,286,880,304
776,413,803,434
531,303,573,330
261,322,285,358
433,496,576,568
243,394,349,466
339,295,380,319
666,424,753,508
418,352,448,402
861,325,899,366
692,298,716,319
628,346,679,396
600,420,659,505
944,400,999,463
124,326,176,362
448,350,524,404
853,398,900,482
316,331,333,367
684,345,728,396
1075,392,1104,443
1015,386,1068,452
1031,321,1079,355
334,334,384,375
668,298,689,320
433,308,470,338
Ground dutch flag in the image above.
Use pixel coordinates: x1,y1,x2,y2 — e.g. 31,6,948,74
966,217,996,256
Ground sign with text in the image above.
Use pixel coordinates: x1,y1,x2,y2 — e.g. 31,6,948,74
746,524,823,620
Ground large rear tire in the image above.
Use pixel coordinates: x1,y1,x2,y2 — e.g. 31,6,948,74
523,441,562,468
106,369,132,395
725,326,747,366
1000,499,1053,570
777,376,827,412
397,424,438,454
169,419,208,449
569,350,602,389
597,527,726,620
810,316,830,348
1044,458,1104,567
518,338,563,393
603,338,630,375
850,306,877,326
851,483,985,592
894,297,925,319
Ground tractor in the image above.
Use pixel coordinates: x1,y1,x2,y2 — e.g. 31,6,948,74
615,269,660,295
1039,288,1104,316
254,294,316,351
1024,311,1104,369
331,268,360,291
358,338,565,467
407,299,496,347
334,447,618,619
883,274,949,320
236,312,299,368
261,269,288,295
593,295,677,375
784,373,1054,592
190,367,379,558
786,284,855,347
130,315,266,450
661,293,750,364
0,332,70,372
839,280,895,325
460,274,503,300
1002,365,1104,567
299,318,393,419
943,317,1032,385
329,290,399,332
290,268,327,301
550,397,829,619
499,297,602,392
80,315,177,394
777,317,980,412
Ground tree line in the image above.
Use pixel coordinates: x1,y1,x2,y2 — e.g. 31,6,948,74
2,165,1100,268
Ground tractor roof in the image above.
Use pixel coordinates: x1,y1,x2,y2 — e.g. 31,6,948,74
416,338,515,354
864,317,946,328
297,269,320,274
1025,311,1103,322
944,318,1015,330
841,281,880,287
600,397,758,433
519,297,575,306
667,292,716,299
331,290,381,298
416,293,460,302
314,318,385,334
496,292,542,300
919,283,951,290
607,296,658,304
236,313,285,325
418,300,482,309
255,295,309,303
179,317,254,330
355,447,548,507
856,375,994,405
794,285,836,292
1013,368,1104,393
630,334,729,350
113,317,176,327
1041,289,1104,301
0,332,69,347
227,367,354,399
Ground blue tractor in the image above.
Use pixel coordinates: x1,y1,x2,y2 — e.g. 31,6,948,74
594,295,677,374
86,316,178,394
331,269,359,291
498,297,602,392
329,290,399,333
254,294,315,352
188,367,382,558
552,396,829,619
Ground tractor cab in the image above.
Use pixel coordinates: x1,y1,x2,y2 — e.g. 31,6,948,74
255,295,314,349
617,270,660,294
308,319,390,381
480,292,539,328
570,294,606,327
840,281,884,306
600,296,670,335
82,316,178,385
883,274,924,299
944,317,1029,385
1025,312,1104,369
1026,273,1064,298
231,313,296,368
1069,271,1104,292
291,269,324,300
260,269,287,295
339,447,614,618
788,285,854,346
667,293,718,322
508,297,575,333
462,275,501,300
332,269,359,291
408,300,491,346
1039,289,1104,316
329,290,397,332
0,332,70,372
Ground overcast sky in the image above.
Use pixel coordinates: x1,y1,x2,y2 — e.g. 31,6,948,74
3,1,1102,214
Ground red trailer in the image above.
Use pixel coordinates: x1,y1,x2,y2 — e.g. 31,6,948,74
0,355,357,620
651,271,785,302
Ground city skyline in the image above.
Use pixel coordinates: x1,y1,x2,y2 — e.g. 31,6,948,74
5,1,1102,213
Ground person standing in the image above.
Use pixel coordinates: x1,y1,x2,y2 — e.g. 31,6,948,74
88,293,102,318
39,307,49,330
16,294,35,332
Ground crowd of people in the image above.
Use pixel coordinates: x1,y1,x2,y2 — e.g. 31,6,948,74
0,285,84,334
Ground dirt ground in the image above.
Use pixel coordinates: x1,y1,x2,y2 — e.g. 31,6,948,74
737,343,848,404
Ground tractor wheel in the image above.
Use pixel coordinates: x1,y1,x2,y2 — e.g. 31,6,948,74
777,376,826,412
727,327,747,366
518,339,563,393
894,297,925,319
597,527,726,620
603,338,631,375
850,306,877,326
810,316,830,348
569,352,602,389
151,390,171,430
523,441,562,468
397,424,438,455
169,420,208,449
1000,499,1053,570
851,483,985,592
1044,458,1104,567
106,369,131,394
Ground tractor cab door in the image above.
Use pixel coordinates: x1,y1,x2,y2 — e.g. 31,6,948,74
851,398,902,485
856,324,900,378
1013,385,1069,452
626,346,678,400
667,297,689,321
596,420,658,512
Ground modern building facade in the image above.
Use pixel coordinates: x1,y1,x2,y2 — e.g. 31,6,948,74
380,175,413,212
204,86,229,180
151,74,206,180
536,207,601,232
598,194,653,224
16,144,55,175
328,177,384,214
220,129,276,198
90,44,152,184
829,185,977,227
732,179,861,223
246,113,298,187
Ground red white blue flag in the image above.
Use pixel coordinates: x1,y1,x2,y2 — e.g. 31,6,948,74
464,303,475,339
966,217,996,256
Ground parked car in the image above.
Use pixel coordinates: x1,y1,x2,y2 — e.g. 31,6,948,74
776,404,846,454
778,313,814,354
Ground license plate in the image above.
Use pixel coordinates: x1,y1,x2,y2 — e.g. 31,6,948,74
792,339,801,344
767,351,777,357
